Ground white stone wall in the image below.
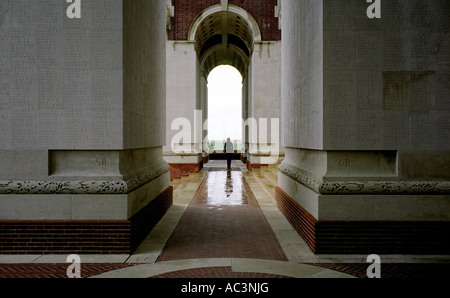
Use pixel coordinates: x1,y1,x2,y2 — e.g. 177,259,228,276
123,0,167,149
279,0,450,222
323,0,450,151
281,0,324,150
164,41,201,156
248,41,283,159
0,1,170,220
0,0,124,151
282,0,450,151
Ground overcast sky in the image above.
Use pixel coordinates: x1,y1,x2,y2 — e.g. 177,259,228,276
207,65,243,142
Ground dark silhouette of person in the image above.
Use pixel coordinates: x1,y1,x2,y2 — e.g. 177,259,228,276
224,138,234,170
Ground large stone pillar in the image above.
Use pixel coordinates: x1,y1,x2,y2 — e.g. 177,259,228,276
164,41,204,180
278,0,450,254
0,0,171,254
246,41,284,170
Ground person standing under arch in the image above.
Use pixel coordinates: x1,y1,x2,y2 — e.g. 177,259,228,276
224,138,234,170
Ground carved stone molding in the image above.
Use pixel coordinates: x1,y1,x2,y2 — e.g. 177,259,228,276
279,163,450,195
0,163,170,195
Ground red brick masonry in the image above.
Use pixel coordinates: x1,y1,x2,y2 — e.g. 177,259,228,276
169,163,203,180
0,186,173,255
275,187,450,255
168,0,281,41
246,161,269,171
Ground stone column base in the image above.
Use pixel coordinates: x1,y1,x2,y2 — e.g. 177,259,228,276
164,153,204,180
0,186,173,254
275,187,450,254
168,163,203,180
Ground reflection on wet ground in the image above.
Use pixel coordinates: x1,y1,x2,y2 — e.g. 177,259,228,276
157,169,288,262
199,171,249,206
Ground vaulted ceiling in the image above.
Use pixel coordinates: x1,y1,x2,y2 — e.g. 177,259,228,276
194,10,254,78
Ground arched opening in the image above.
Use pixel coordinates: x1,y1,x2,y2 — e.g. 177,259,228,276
189,5,259,161
190,6,256,79
207,65,243,153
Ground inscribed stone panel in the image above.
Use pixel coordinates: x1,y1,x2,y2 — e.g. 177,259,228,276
11,28,37,69
383,31,411,70
37,110,64,149
325,31,355,71
437,72,450,110
324,71,357,149
0,111,11,149
92,0,122,30
0,29,10,68
36,0,63,28
38,70,65,110
11,110,37,149
382,0,411,31
10,0,38,28
91,30,122,70
383,71,436,112
0,70,9,110
64,29,90,69
10,69,38,110
383,111,409,149
63,70,92,110
37,28,65,69
0,1,9,30
356,31,383,70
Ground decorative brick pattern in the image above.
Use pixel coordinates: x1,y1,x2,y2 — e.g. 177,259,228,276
309,263,450,279
168,0,280,41
0,264,139,279
315,221,450,255
275,187,450,255
0,221,131,255
0,187,173,255
130,186,174,252
275,187,316,252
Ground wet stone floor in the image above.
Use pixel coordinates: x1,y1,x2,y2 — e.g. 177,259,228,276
157,170,287,262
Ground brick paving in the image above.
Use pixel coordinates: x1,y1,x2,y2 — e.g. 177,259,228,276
157,171,287,262
2,262,450,279
0,263,138,279
309,263,450,279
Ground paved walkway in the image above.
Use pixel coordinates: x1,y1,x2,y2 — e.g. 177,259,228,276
1,160,450,278
157,170,287,262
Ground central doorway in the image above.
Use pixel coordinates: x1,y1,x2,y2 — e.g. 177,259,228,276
207,65,243,159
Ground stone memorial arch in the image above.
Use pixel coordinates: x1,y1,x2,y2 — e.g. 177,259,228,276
0,0,449,255
164,0,283,179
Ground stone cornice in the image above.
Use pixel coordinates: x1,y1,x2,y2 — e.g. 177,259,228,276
279,163,450,195
0,163,170,195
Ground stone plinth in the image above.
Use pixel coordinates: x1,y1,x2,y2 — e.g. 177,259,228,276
0,0,170,254
280,0,450,254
